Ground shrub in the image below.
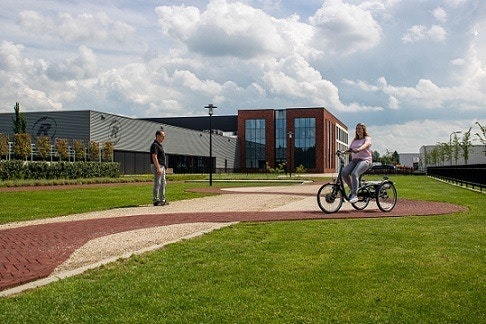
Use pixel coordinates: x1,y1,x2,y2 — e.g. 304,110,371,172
24,161,50,179
0,160,120,180
295,164,307,173
13,133,31,160
265,162,274,173
0,160,24,180
275,162,286,174
35,136,51,161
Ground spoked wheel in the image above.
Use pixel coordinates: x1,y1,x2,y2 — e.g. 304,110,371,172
352,187,371,210
376,181,397,212
317,183,343,213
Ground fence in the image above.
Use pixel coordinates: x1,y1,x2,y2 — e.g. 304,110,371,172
427,164,486,192
2,142,113,163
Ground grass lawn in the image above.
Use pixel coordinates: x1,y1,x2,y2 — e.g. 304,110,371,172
0,176,484,323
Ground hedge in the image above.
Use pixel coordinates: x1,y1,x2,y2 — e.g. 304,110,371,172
0,161,120,181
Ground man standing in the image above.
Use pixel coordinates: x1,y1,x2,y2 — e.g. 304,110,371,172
150,130,168,206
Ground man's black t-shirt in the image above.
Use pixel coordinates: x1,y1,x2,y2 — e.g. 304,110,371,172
150,140,166,166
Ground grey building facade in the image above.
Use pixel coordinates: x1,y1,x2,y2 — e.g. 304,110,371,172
0,110,239,174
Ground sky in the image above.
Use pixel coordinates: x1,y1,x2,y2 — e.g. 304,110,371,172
0,0,484,154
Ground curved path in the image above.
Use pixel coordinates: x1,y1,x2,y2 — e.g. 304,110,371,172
0,183,466,295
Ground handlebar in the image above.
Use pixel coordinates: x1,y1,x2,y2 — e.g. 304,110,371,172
336,149,352,156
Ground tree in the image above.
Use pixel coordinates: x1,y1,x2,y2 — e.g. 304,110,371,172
102,141,114,162
459,128,472,165
391,151,400,165
13,133,31,160
372,151,380,162
89,141,100,161
452,135,461,165
443,142,452,166
0,133,9,160
436,143,446,166
12,102,27,134
35,136,51,160
55,138,69,161
430,146,439,166
475,121,486,156
73,139,86,161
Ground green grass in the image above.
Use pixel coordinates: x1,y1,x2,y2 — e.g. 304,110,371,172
0,175,484,323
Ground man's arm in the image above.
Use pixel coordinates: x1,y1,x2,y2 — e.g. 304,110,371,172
152,153,162,175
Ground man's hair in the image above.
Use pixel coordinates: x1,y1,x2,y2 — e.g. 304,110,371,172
156,130,165,137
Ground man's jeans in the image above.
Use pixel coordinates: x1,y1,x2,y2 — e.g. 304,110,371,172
151,165,166,203
341,159,371,198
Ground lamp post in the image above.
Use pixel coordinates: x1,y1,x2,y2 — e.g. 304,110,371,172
287,131,293,177
449,131,462,166
205,104,217,186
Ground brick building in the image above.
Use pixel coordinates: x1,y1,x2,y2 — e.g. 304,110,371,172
237,107,348,173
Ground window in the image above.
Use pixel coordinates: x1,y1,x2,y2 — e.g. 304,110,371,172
245,119,266,169
275,110,286,165
294,117,315,169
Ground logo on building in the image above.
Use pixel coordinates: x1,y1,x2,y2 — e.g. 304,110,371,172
32,116,57,139
108,119,121,144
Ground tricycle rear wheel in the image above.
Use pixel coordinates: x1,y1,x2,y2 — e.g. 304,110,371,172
376,181,397,212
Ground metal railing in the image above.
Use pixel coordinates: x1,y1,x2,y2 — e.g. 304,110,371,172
2,142,112,162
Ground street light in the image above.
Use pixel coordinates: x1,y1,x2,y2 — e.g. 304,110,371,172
205,104,217,186
449,131,462,166
287,131,293,177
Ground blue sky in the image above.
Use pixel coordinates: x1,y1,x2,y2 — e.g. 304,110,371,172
0,0,484,154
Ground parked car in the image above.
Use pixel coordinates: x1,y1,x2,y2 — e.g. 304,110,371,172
367,164,396,174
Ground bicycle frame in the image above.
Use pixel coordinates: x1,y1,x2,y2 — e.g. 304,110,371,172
331,150,351,200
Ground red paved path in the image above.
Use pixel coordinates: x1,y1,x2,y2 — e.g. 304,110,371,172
0,188,466,292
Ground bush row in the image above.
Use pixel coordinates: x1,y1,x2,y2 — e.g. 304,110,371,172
0,161,120,181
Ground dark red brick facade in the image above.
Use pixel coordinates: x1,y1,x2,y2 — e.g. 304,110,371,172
238,107,347,173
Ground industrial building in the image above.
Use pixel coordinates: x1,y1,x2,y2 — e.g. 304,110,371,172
0,107,349,174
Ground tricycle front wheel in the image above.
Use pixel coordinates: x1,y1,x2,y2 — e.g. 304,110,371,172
317,183,343,213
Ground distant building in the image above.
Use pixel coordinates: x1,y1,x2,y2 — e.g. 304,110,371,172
419,145,486,170
237,107,348,173
0,110,238,174
398,153,420,169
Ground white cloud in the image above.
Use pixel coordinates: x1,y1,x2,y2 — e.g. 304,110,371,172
17,10,135,45
432,7,447,23
0,41,25,70
155,5,200,40
46,45,98,80
156,0,293,59
347,75,485,112
370,119,482,154
309,0,382,54
402,24,447,43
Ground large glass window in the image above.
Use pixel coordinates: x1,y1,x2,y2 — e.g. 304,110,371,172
294,117,316,169
275,110,286,165
245,119,266,169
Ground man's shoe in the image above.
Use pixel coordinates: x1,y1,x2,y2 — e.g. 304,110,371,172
153,201,161,206
349,196,358,204
161,200,169,206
